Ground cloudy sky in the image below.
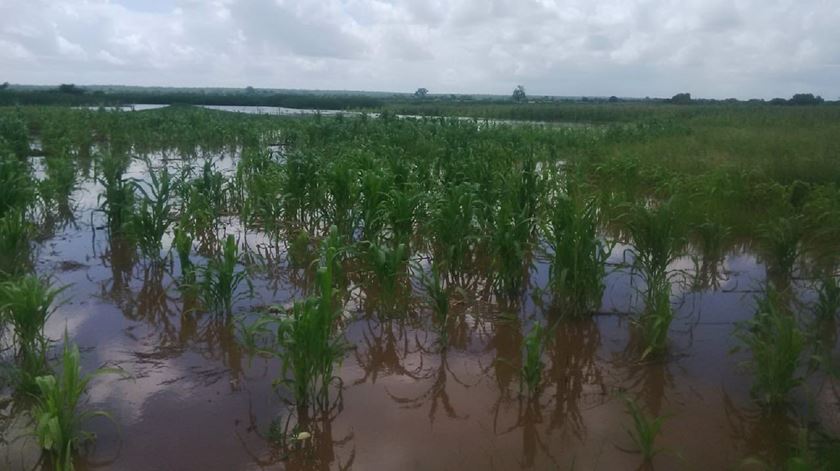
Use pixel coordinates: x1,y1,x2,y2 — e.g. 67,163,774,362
1,0,838,99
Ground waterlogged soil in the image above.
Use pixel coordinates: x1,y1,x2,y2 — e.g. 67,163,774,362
1,151,837,470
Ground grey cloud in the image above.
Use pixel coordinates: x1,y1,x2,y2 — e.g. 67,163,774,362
0,0,838,98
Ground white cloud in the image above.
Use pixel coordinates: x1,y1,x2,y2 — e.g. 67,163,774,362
0,0,838,98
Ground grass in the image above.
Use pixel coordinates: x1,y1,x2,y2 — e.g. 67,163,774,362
33,332,122,471
736,287,805,407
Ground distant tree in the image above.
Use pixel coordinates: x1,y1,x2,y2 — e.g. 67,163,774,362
670,92,692,104
789,93,823,105
512,85,526,102
0,82,8,90
608,95,619,103
769,97,787,105
414,87,429,98
245,86,255,94
57,84,84,95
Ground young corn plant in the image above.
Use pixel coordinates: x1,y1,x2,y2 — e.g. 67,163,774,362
758,215,803,291
428,183,479,277
33,333,122,471
736,288,805,407
544,190,611,316
490,203,531,303
199,235,250,315
129,164,176,260
366,240,409,306
0,210,33,280
243,227,346,411
0,276,63,393
622,395,667,462
420,263,450,341
173,225,194,285
626,199,686,358
181,160,228,243
520,323,547,397
815,275,840,323
40,153,78,214
96,151,134,235
381,186,420,247
0,152,34,218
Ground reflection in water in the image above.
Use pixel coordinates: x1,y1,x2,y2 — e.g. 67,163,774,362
353,318,429,384
618,339,673,417
98,235,137,304
238,398,356,470
386,346,471,424
545,318,606,439
723,392,798,466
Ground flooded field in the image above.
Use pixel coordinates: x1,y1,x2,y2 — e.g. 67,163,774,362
2,105,840,470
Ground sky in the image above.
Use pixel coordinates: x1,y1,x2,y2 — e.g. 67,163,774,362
1,0,838,99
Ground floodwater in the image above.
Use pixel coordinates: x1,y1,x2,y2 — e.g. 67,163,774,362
1,149,837,470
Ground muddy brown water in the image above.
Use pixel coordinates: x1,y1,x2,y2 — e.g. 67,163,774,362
1,152,837,470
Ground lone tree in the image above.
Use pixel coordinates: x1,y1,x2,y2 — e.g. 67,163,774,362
670,92,691,104
57,83,84,95
789,93,823,105
512,85,526,102
414,87,429,98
